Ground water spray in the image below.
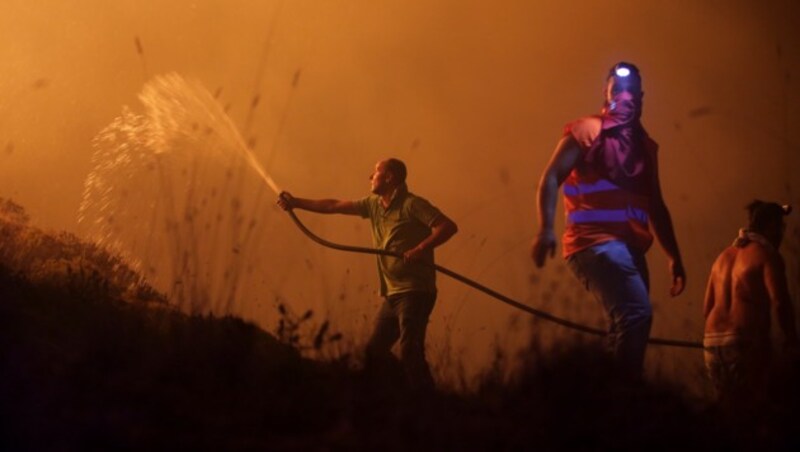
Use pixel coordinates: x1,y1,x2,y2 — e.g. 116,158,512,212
237,138,282,196
81,73,278,314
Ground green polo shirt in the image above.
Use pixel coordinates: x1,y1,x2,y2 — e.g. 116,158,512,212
354,187,443,297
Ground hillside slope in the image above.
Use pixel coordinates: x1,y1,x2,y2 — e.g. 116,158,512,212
1,198,797,450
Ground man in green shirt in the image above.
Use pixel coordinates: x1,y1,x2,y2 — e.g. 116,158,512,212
277,158,458,389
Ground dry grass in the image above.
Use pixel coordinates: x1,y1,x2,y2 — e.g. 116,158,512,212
3,200,799,449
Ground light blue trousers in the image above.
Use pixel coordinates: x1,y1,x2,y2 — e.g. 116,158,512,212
567,240,652,377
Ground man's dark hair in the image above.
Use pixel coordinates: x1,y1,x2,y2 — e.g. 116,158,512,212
385,158,407,184
747,199,791,231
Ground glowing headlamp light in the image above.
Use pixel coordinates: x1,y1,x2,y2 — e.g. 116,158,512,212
615,67,631,77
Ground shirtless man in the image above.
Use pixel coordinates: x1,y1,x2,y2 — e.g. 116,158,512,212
703,200,797,399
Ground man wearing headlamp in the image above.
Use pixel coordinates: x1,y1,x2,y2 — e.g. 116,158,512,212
531,62,686,381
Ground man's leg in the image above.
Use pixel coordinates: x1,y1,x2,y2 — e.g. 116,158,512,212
709,339,769,404
365,298,401,372
568,241,652,379
569,243,621,354
704,345,725,396
395,291,436,390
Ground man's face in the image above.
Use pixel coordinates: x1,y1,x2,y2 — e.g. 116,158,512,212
370,160,392,195
605,75,643,106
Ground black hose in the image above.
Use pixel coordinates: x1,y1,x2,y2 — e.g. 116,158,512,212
285,209,703,349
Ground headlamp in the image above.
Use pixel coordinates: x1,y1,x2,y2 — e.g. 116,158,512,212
615,66,631,78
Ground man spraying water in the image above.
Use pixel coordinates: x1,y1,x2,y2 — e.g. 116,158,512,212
277,158,458,390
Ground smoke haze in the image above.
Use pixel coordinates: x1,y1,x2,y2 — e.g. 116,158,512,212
2,0,799,389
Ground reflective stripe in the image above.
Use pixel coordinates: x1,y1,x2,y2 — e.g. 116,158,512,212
567,207,649,225
563,179,621,197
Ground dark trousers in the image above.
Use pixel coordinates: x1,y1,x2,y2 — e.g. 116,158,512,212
365,291,436,389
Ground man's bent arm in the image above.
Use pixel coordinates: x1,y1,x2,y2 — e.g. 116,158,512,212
647,150,686,296
404,215,458,261
650,198,684,266
765,255,798,346
420,215,458,251
531,135,582,267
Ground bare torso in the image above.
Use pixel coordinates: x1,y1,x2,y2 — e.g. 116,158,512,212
704,242,776,341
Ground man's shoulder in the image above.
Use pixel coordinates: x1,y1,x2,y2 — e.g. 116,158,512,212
355,194,380,215
403,191,443,219
748,241,784,264
399,191,423,204
714,246,738,268
710,245,753,280
564,115,602,150
734,241,783,270
567,115,602,127
359,194,380,203
403,191,439,208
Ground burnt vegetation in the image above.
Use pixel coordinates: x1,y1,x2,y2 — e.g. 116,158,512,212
1,198,798,450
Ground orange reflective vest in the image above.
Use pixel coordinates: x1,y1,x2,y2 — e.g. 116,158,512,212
562,116,655,258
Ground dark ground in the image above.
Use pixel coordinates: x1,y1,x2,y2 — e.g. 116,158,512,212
2,198,798,450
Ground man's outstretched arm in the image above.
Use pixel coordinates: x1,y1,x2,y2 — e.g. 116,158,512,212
531,135,582,267
277,192,360,215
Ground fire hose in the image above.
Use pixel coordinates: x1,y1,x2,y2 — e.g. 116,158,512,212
283,208,703,349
